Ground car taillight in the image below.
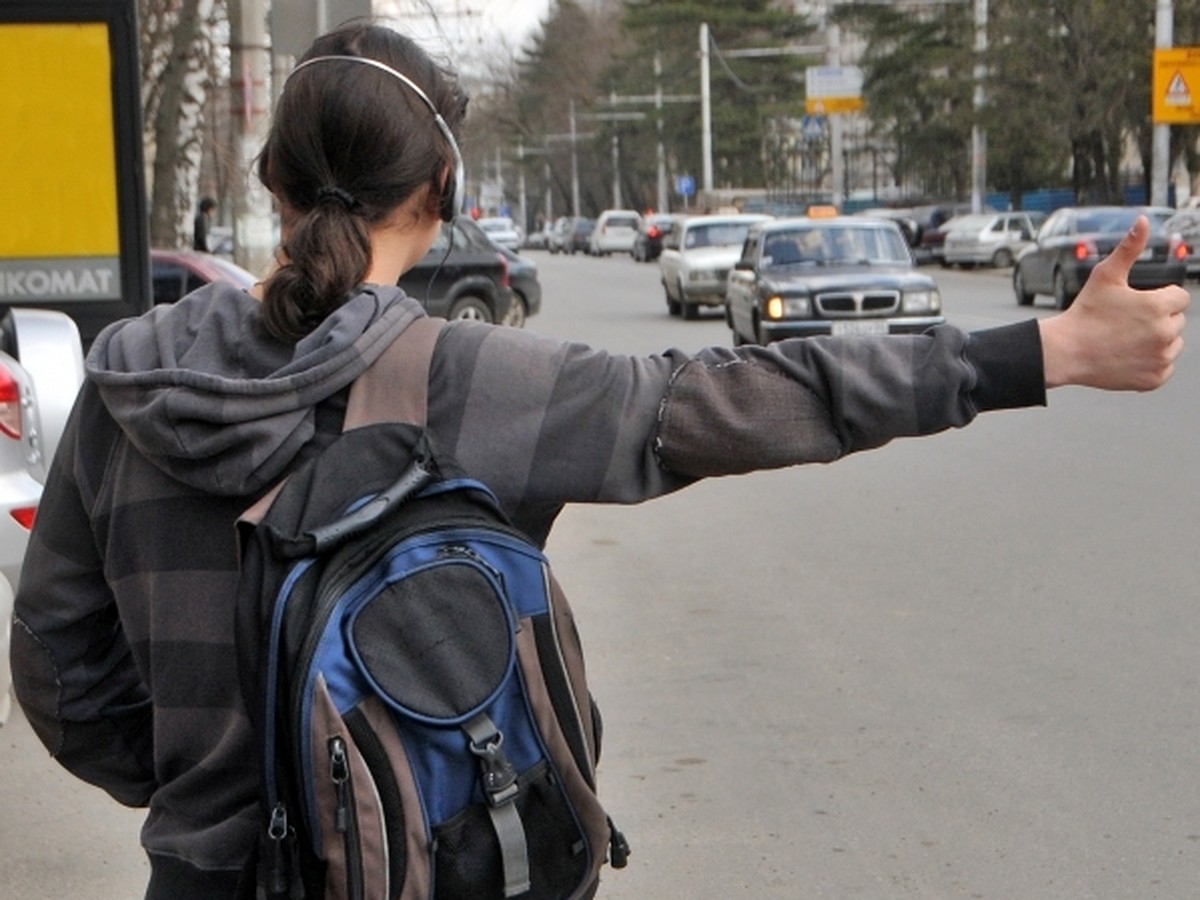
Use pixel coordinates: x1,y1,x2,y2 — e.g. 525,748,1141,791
1171,235,1188,261
11,506,36,531
497,253,510,288
0,362,22,440
1074,239,1098,261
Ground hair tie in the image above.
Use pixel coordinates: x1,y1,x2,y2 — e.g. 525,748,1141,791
315,185,359,211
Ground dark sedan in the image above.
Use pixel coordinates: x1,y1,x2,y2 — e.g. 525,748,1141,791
1012,205,1186,309
631,213,683,262
724,217,945,345
496,244,542,327
400,216,513,323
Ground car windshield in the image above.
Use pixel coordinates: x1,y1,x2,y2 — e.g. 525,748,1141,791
761,225,910,267
1074,209,1144,234
684,222,757,249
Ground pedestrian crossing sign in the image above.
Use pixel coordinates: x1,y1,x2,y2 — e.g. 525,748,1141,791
1153,48,1200,124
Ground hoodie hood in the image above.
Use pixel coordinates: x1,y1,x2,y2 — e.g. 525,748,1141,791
86,283,424,496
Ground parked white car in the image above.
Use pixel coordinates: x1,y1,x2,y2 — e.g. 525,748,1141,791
0,308,85,725
942,210,1045,268
476,216,523,252
587,209,642,256
658,213,772,319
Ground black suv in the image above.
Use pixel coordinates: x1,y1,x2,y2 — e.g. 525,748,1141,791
400,216,513,322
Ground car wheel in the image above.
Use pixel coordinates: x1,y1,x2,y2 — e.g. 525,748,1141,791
677,281,700,320
664,281,680,316
992,248,1013,268
448,295,494,323
1013,267,1035,306
1053,268,1074,310
502,295,527,328
726,306,745,346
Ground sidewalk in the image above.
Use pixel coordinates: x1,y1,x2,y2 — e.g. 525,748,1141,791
0,705,147,896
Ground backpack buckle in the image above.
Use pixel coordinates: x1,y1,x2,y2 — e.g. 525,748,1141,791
470,728,520,806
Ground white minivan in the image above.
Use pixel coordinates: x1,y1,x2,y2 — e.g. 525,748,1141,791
588,209,642,256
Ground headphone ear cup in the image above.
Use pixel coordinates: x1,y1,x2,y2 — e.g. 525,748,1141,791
440,162,463,222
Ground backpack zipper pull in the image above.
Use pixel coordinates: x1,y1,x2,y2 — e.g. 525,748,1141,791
330,737,351,833
267,802,290,895
607,816,631,869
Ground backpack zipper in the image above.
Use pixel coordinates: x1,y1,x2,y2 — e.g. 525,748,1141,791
329,736,365,900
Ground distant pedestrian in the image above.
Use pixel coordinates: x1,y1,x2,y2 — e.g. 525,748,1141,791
192,196,216,251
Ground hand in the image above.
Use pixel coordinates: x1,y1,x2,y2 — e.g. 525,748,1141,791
1039,215,1188,391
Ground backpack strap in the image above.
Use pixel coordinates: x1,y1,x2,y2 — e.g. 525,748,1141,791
344,314,445,430
239,316,445,531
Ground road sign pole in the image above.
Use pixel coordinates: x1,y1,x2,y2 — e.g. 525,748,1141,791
1152,0,1173,207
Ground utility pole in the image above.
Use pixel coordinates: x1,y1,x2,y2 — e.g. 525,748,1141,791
229,0,275,277
700,23,713,194
545,108,595,218
970,0,988,213
600,77,697,213
827,16,844,208
570,100,580,216
700,22,826,205
1152,0,1173,207
655,52,667,212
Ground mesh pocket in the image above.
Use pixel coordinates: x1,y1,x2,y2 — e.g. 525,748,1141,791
432,762,590,899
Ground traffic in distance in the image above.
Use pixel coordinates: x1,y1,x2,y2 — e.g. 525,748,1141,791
520,203,1189,342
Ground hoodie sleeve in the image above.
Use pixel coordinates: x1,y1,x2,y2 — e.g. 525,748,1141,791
426,320,1044,541
656,320,1044,477
11,386,155,807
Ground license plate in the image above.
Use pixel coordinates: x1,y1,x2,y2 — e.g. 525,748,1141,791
831,320,889,336
1137,248,1153,261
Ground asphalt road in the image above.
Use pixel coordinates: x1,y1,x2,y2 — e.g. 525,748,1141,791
2,253,1197,898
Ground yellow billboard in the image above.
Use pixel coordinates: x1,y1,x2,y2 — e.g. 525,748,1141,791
1152,47,1200,125
0,22,121,299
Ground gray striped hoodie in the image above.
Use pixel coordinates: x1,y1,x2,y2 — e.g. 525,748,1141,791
12,282,1043,895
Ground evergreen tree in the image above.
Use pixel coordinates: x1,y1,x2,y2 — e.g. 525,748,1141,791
614,0,815,205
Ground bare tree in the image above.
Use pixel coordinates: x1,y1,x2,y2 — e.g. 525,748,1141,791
140,0,222,249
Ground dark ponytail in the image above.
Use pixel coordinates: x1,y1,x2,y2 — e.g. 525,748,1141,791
256,23,467,342
260,201,372,340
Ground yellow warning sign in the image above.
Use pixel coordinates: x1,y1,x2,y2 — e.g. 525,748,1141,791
1153,47,1200,124
805,97,863,115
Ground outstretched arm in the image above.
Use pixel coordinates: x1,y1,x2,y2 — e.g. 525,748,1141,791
1040,215,1188,391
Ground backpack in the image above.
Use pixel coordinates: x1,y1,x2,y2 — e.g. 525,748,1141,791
236,316,629,899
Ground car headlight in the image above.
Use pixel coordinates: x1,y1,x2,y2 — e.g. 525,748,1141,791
765,295,811,319
688,269,718,282
902,288,941,313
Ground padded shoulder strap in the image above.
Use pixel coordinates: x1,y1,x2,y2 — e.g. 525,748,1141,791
344,315,445,430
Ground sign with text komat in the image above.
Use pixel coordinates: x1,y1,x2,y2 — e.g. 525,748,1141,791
0,0,149,341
